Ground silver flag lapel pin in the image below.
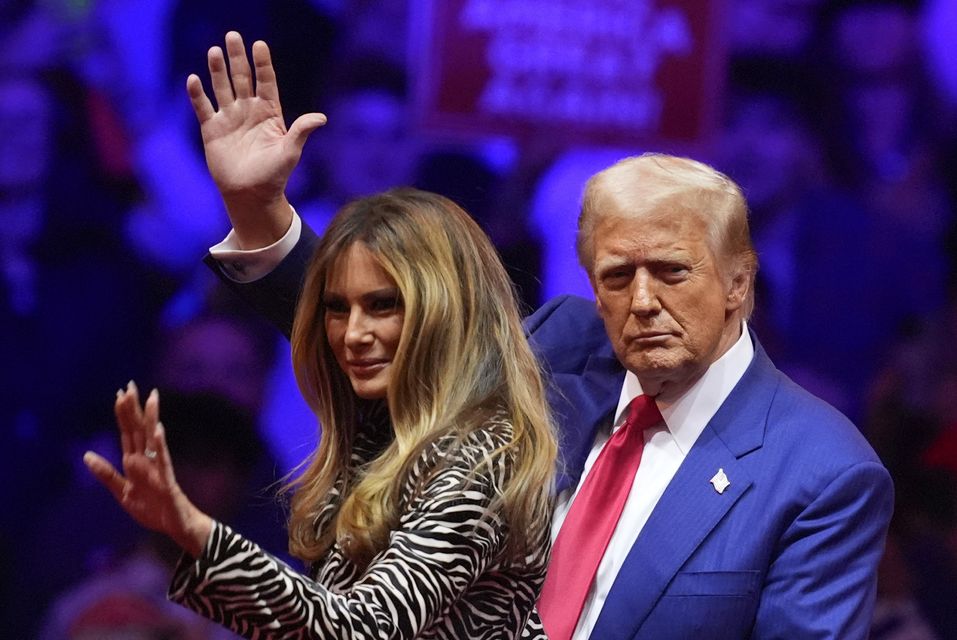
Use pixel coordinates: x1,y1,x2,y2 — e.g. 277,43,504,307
710,468,730,494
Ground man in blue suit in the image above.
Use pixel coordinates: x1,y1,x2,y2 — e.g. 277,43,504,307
189,33,892,639
524,154,892,639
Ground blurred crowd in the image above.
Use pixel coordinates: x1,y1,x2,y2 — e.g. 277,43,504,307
1,0,955,637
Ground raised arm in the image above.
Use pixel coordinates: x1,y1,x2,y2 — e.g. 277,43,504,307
84,391,542,638
187,31,326,249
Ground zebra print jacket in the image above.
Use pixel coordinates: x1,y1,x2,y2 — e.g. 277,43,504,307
168,411,550,639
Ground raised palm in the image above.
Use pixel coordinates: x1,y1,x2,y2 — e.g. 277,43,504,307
197,85,293,199
85,382,212,557
186,32,326,244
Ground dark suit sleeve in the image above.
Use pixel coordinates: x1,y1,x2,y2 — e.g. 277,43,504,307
203,222,320,339
524,295,613,372
523,294,573,335
753,460,893,639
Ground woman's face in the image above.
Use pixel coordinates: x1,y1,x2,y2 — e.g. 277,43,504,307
323,243,404,400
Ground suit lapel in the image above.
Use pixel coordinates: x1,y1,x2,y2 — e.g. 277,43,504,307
591,336,781,638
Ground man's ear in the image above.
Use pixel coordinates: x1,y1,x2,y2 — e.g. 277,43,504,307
725,265,750,312
588,270,605,315
595,293,605,316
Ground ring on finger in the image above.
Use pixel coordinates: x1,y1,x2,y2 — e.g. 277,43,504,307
144,448,157,460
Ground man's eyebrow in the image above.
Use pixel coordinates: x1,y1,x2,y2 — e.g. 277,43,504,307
594,256,632,272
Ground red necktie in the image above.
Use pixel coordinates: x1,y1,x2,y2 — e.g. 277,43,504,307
538,395,662,640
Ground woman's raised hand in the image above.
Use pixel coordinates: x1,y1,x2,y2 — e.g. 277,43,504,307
84,382,212,558
186,31,327,249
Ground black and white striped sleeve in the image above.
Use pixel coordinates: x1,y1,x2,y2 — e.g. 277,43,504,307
168,427,528,639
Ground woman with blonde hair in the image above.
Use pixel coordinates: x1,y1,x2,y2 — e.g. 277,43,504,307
84,33,556,639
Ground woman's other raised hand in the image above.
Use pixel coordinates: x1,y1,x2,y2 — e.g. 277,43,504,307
84,382,212,558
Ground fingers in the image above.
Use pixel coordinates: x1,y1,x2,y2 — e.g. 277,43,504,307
126,381,146,454
114,381,159,460
144,387,159,432
144,389,162,457
225,31,253,100
115,384,142,456
288,112,328,151
203,33,265,112
252,40,279,104
83,451,127,503
153,421,178,486
186,74,215,123
115,388,133,456
207,45,234,109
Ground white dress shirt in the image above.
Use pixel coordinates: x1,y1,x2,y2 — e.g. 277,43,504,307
209,212,303,283
551,325,754,639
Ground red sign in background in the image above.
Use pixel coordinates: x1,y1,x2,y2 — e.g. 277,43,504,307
412,0,725,147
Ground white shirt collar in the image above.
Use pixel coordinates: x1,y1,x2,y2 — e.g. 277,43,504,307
614,322,755,454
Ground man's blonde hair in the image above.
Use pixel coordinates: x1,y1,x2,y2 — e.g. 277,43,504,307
577,153,759,317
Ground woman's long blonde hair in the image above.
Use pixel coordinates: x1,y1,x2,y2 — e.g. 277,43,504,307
286,188,556,567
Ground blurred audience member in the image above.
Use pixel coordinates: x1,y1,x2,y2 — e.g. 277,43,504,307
871,534,940,640
155,311,275,415
866,281,957,637
152,308,292,546
0,67,155,415
0,24,170,634
288,55,419,233
155,304,315,479
527,146,636,302
870,282,957,454
887,464,957,638
716,58,892,420
169,0,338,122
335,0,410,67
728,0,825,59
11,306,285,637
817,0,952,322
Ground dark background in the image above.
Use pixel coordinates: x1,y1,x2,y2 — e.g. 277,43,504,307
2,0,955,637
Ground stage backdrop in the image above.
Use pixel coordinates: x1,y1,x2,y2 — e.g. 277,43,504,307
411,0,725,147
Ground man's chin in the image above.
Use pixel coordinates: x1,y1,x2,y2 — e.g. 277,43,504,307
622,351,688,378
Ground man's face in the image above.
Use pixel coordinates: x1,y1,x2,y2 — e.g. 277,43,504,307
590,201,744,399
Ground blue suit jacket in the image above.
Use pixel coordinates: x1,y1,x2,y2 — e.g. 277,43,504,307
211,223,894,639
527,295,893,639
